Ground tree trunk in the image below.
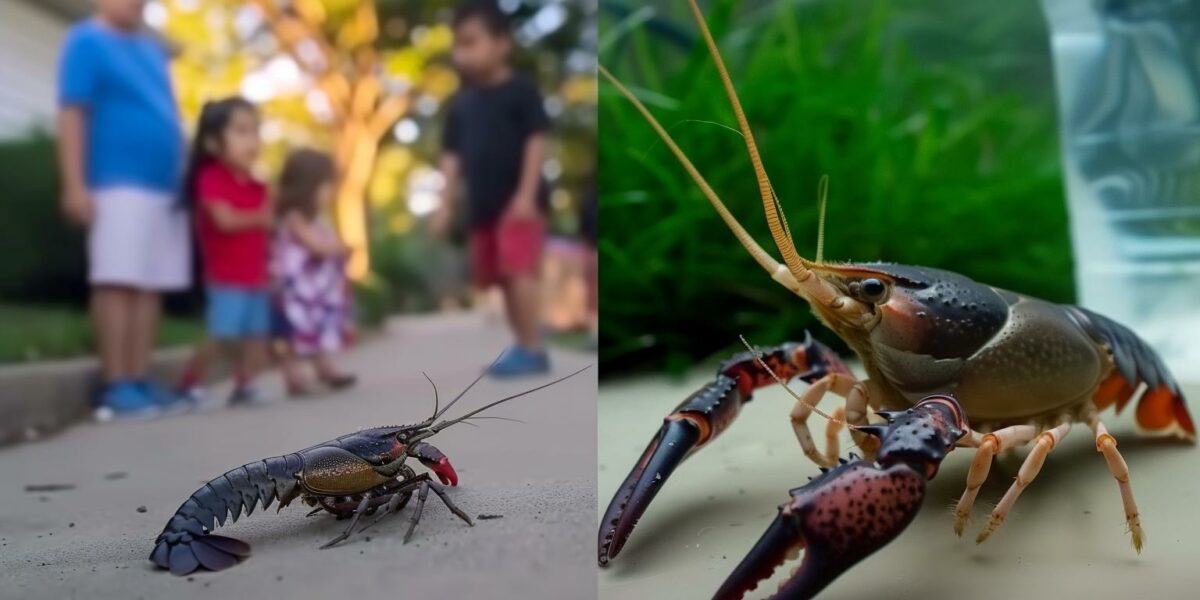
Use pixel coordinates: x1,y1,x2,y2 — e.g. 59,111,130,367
332,116,380,281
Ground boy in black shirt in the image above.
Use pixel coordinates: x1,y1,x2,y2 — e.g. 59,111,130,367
434,1,552,376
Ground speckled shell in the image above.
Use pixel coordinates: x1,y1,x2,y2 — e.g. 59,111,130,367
298,446,394,495
954,296,1104,421
865,263,1010,360
789,461,924,558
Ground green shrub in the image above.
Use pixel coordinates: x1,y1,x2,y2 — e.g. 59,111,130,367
369,229,466,314
352,273,394,329
0,134,88,305
0,303,200,364
599,0,1071,376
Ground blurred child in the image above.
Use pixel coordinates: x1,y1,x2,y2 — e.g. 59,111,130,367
57,0,189,420
433,0,553,377
174,97,273,407
272,149,357,394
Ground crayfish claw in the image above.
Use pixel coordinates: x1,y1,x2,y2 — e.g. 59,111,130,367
598,416,703,566
715,460,927,600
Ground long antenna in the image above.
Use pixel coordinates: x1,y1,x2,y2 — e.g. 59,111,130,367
422,372,439,422
463,416,528,425
431,352,504,421
431,366,592,433
684,0,812,282
597,65,801,295
815,175,829,263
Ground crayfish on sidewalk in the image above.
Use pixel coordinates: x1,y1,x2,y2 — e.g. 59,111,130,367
150,364,588,576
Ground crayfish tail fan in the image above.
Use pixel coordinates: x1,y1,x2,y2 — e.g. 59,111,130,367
149,525,250,575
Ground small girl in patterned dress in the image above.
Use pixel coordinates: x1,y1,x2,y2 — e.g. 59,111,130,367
272,149,356,395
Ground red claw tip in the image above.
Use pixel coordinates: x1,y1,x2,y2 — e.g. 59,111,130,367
433,457,458,486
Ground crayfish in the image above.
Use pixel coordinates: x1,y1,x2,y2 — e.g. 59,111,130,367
150,364,587,576
597,1,1195,598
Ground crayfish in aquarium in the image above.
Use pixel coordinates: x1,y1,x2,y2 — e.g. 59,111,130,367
597,1,1195,598
150,364,588,576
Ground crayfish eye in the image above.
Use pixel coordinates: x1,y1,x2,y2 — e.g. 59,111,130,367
860,278,887,302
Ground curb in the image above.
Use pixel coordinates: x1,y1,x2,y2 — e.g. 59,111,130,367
0,346,195,446
0,322,403,447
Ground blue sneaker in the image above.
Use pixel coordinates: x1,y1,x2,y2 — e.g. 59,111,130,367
136,379,191,416
487,346,551,378
94,382,160,422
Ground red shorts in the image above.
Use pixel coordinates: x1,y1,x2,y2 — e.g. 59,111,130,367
469,217,545,287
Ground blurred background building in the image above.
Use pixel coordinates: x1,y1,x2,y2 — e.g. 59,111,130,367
0,1,91,138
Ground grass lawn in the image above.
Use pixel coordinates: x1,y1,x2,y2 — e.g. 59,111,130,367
0,304,201,365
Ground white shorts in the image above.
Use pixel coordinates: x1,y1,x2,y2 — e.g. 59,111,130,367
89,187,192,291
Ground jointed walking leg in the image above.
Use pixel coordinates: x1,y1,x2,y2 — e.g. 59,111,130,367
975,420,1073,544
1090,417,1145,552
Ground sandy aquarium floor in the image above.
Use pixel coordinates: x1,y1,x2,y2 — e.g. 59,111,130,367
598,368,1200,600
0,315,598,600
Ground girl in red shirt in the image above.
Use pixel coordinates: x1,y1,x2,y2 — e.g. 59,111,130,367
176,97,273,407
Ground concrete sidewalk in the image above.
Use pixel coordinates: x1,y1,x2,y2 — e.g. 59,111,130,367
0,345,193,446
0,313,598,600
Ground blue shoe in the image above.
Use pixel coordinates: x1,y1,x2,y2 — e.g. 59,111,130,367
487,346,551,378
94,382,160,423
136,379,191,416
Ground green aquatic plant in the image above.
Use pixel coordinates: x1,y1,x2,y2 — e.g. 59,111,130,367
599,0,1070,376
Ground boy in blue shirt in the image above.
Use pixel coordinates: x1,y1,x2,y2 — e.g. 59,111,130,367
57,0,189,420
